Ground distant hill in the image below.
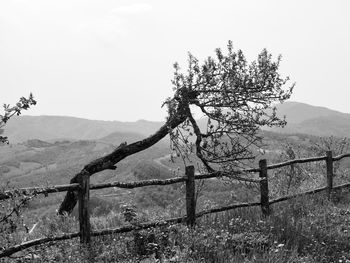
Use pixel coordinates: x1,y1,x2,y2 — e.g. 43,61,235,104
273,101,344,124
3,115,164,143
3,102,350,144
97,131,148,146
268,101,350,137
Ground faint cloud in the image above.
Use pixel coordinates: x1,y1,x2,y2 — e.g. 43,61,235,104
112,3,152,15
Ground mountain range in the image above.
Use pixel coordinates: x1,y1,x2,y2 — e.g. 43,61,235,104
3,116,163,143
3,101,350,143
269,101,350,137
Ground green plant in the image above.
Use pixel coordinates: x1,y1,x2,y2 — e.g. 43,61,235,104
0,94,36,144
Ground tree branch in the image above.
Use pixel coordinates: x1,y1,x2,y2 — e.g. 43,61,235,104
58,106,188,215
186,107,214,172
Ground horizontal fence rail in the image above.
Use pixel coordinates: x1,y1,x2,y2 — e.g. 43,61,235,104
0,171,260,201
267,156,327,170
1,151,350,258
332,153,350,162
0,233,80,258
0,184,80,201
4,151,344,201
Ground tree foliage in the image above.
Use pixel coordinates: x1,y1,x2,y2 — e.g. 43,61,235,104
166,41,294,172
0,94,37,144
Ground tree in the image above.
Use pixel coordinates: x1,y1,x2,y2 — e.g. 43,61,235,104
58,41,294,215
0,94,36,253
0,93,37,144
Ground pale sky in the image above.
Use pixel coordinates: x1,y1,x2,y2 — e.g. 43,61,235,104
1,0,349,121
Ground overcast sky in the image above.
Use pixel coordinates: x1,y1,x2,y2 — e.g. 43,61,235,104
1,0,349,121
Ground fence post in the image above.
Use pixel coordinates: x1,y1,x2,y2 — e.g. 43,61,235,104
78,171,91,244
326,150,333,201
259,159,270,216
185,165,196,227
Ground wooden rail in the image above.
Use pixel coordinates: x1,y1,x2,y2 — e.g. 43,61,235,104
267,156,326,169
1,150,350,258
0,170,258,201
333,153,350,161
0,233,80,258
0,184,79,201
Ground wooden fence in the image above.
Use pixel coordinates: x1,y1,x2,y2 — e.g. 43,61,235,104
1,151,350,258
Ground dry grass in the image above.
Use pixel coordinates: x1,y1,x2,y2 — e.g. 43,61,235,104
2,192,350,262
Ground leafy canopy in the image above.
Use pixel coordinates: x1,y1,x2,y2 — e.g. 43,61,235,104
165,41,294,172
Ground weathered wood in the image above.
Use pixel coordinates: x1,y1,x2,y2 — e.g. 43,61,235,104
269,186,328,205
0,232,80,258
93,216,186,237
0,184,79,201
0,152,337,200
196,201,261,217
90,171,260,191
259,159,270,216
265,182,350,205
0,216,187,259
326,150,333,201
185,166,196,227
90,176,186,190
195,171,261,183
93,200,263,237
333,181,350,191
267,155,326,170
0,169,260,203
78,171,90,244
332,153,350,162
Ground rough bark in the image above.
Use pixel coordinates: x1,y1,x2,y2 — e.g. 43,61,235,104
58,108,188,215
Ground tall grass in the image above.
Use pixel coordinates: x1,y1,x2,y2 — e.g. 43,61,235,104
2,192,350,262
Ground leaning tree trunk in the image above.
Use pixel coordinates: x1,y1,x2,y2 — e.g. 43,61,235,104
58,109,187,215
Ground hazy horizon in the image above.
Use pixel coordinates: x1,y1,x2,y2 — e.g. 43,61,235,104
1,0,349,121
15,100,350,122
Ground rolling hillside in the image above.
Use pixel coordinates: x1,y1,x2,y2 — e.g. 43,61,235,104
267,101,350,137
3,102,350,145
0,136,171,189
3,115,164,143
0,133,174,218
274,101,344,123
